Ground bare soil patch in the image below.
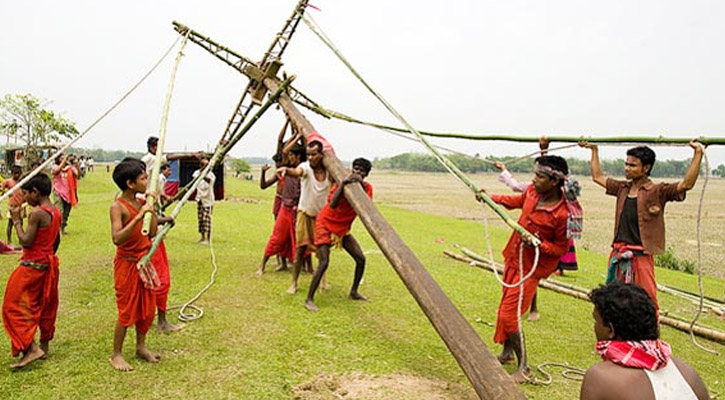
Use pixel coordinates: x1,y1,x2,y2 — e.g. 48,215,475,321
292,373,477,400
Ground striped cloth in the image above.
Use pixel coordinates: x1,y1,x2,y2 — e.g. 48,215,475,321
596,339,672,371
197,204,213,235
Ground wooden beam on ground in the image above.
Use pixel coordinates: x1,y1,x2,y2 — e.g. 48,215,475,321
265,77,525,400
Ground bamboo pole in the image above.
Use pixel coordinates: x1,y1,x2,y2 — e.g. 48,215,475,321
266,77,525,400
138,76,294,267
443,250,725,344
143,32,190,235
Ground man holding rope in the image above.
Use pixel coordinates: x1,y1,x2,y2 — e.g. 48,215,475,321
579,139,704,314
486,155,580,383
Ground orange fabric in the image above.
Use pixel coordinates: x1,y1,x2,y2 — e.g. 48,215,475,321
113,198,156,333
314,182,372,246
2,205,61,356
151,241,170,312
608,248,658,313
491,186,569,279
264,205,296,260
494,267,540,344
1,179,25,207
66,169,78,207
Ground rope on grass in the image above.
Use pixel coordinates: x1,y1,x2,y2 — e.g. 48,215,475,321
689,149,719,355
0,36,181,204
299,12,540,246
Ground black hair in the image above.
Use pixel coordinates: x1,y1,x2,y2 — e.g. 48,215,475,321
21,173,52,196
626,146,656,176
11,165,22,174
534,155,569,186
352,157,372,174
160,163,171,171
307,140,323,153
55,155,64,165
290,144,307,162
272,153,283,163
112,157,146,190
589,282,659,341
147,136,159,151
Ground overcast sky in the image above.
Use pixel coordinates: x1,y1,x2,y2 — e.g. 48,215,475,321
1,0,723,167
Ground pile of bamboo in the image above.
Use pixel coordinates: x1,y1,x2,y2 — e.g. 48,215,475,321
444,247,725,344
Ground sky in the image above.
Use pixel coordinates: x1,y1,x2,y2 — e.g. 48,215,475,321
1,0,724,167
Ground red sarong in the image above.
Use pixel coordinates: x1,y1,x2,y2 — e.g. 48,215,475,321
67,169,78,207
264,205,296,260
493,264,541,344
2,204,61,356
151,241,170,312
607,246,658,313
314,182,373,247
2,256,59,356
114,198,156,333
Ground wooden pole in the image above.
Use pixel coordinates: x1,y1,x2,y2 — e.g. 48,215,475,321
265,78,525,400
444,250,725,344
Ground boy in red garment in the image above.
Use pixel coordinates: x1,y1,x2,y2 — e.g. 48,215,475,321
487,155,577,383
109,158,160,371
304,158,373,312
2,173,61,369
2,166,25,244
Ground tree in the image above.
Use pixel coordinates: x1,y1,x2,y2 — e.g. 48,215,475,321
0,93,78,163
228,158,251,176
712,164,725,177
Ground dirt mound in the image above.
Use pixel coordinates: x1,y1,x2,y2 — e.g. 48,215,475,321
292,372,477,400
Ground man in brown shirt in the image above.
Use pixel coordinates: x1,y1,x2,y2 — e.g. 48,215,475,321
579,139,704,312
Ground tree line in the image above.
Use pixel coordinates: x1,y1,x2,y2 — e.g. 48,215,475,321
373,152,723,178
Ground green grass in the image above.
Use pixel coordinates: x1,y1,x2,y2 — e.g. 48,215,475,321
0,170,723,399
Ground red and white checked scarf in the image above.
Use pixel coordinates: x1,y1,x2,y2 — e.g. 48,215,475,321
596,339,672,371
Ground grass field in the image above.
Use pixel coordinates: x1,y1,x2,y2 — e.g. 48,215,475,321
0,167,723,399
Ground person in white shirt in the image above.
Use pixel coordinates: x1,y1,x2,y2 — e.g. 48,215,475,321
192,157,215,244
276,140,330,294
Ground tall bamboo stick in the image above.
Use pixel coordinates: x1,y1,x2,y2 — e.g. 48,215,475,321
142,32,190,235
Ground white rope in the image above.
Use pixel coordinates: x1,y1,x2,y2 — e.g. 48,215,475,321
0,36,181,203
689,149,719,355
167,212,218,323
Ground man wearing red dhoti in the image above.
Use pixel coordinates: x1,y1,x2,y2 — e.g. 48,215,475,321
304,158,373,312
488,155,579,383
109,158,160,371
257,145,305,276
2,174,61,369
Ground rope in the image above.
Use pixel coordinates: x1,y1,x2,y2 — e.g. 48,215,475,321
143,31,190,235
531,362,586,385
0,36,181,204
689,149,719,355
299,12,540,246
166,213,218,322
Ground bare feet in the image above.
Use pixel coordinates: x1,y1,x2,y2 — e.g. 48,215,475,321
321,282,331,291
527,311,540,322
304,300,320,312
255,268,265,277
349,292,369,301
157,321,184,333
511,368,532,384
10,343,45,370
274,264,288,272
40,341,49,359
286,284,297,294
109,352,134,371
136,346,160,363
497,353,515,365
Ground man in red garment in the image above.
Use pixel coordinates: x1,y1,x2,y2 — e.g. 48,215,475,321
109,158,160,371
2,174,61,369
304,158,373,312
488,155,576,383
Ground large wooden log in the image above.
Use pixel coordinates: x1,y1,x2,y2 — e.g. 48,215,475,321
265,78,525,400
